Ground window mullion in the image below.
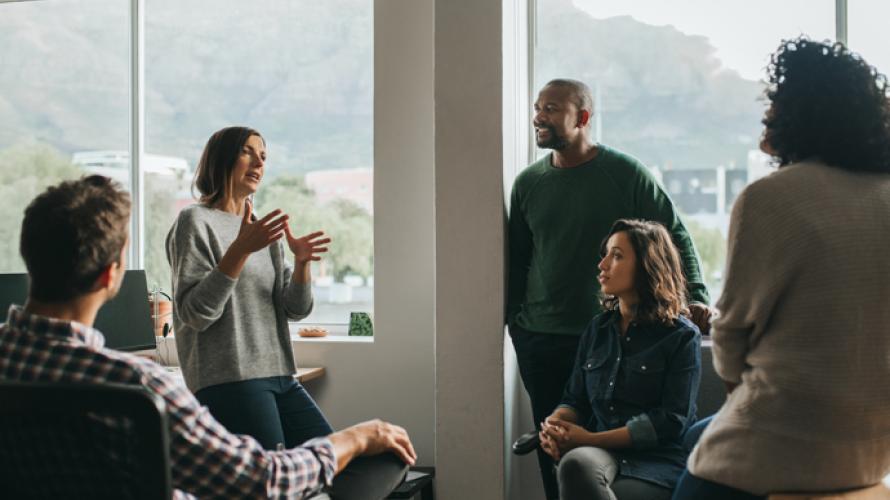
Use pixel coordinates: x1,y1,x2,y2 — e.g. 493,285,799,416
836,0,848,45
128,0,145,269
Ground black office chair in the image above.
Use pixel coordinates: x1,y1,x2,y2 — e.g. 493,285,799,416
696,342,727,417
0,382,172,500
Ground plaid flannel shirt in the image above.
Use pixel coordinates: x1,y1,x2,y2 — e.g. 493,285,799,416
0,306,336,499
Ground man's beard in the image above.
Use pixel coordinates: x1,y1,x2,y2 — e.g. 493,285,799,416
535,124,570,150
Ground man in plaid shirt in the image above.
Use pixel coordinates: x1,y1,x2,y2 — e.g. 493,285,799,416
0,175,416,499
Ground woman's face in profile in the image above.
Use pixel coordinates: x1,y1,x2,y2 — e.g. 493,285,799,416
231,134,267,198
597,231,636,300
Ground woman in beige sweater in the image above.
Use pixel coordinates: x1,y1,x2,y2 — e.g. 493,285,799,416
674,37,890,499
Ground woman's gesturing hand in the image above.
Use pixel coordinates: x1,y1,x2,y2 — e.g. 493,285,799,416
233,199,289,256
284,225,331,264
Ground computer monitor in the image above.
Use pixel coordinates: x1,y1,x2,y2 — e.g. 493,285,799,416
0,270,156,352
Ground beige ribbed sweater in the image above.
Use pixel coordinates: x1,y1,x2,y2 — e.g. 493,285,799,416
688,161,890,495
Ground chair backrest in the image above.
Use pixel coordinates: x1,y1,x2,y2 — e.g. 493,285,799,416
697,342,727,418
0,382,172,500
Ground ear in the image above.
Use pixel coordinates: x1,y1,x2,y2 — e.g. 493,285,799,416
577,110,590,128
96,263,116,290
95,259,124,294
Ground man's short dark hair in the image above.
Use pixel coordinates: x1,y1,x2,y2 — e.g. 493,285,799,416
20,175,131,302
545,78,594,114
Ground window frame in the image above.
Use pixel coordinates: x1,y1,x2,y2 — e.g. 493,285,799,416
2,0,375,330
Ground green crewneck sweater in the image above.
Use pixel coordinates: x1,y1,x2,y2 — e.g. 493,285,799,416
507,145,709,336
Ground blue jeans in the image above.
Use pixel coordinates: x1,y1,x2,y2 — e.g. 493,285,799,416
195,375,332,449
673,416,764,500
682,415,711,453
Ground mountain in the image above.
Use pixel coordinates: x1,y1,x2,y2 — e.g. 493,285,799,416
536,5,765,169
1,0,761,173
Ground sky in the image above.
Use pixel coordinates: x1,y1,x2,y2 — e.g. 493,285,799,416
847,2,890,76
572,0,841,81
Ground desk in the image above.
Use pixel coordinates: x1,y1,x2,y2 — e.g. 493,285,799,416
295,367,325,383
161,366,325,386
136,350,325,385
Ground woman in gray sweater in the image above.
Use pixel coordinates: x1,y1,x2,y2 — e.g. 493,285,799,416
674,37,890,499
166,126,334,448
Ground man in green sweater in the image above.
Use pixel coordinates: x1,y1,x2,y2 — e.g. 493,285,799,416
507,79,711,499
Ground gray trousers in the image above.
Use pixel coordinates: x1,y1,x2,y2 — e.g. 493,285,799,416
557,447,671,500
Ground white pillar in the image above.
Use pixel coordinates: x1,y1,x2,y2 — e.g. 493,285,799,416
435,0,506,497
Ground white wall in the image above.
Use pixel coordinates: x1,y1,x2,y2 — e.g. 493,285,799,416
501,0,541,498
292,0,437,463
435,0,506,497
291,3,512,499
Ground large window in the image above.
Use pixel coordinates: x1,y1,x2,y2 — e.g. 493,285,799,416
0,0,373,326
0,0,129,273
143,0,373,325
534,0,836,300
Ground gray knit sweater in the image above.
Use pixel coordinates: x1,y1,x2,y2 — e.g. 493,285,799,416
688,161,890,494
166,204,313,392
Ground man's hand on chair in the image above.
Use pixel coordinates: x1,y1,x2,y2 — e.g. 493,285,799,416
329,420,417,473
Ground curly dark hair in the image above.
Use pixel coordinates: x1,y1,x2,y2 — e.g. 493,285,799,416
599,219,688,326
762,36,890,172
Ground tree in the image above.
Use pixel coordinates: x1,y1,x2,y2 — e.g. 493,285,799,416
255,175,372,282
683,218,726,295
0,142,80,272
144,175,185,293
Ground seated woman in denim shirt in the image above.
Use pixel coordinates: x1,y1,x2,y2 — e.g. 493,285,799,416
540,219,701,500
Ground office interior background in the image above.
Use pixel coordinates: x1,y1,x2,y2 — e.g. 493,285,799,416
1,0,887,498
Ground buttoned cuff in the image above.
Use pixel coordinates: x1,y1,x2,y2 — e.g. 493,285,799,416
626,413,658,449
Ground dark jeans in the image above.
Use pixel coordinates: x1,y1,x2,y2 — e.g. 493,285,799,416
195,375,332,449
196,375,407,500
682,415,712,453
510,324,582,500
672,416,764,500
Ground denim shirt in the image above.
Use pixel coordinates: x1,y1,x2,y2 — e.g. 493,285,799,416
559,310,701,489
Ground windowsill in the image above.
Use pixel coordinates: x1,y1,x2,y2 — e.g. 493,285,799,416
153,328,373,366
291,334,373,343
288,322,374,343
